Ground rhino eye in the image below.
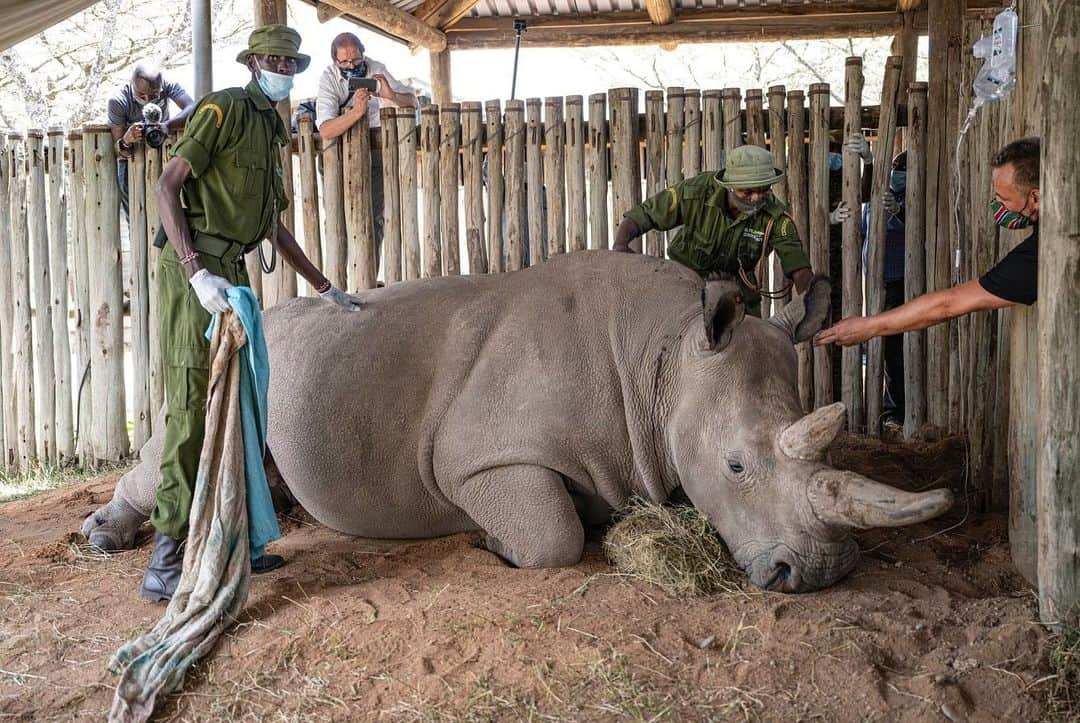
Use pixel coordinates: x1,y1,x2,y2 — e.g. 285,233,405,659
728,460,745,474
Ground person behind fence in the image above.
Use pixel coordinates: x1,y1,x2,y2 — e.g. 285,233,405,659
613,144,814,316
815,137,1040,349
108,62,195,218
315,32,417,275
143,24,362,603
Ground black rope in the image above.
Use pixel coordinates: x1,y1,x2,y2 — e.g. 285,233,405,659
510,20,527,101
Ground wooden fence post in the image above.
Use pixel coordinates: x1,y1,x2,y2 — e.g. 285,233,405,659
461,102,486,273
66,132,92,460
380,108,404,282
504,101,526,270
665,87,684,192
767,85,789,314
526,98,545,265
9,134,37,468
842,57,866,432
420,105,442,277
83,126,129,463
608,88,641,249
904,82,929,438
27,131,56,462
297,114,323,295
703,89,723,171
744,89,768,317
144,143,164,425
485,100,505,271
786,91,813,413
587,93,609,250
722,88,743,155
0,134,15,467
544,97,567,257
644,90,666,258
322,137,349,289
565,96,587,253
439,103,461,275
46,130,74,462
682,88,702,178
344,121,377,290
808,84,833,409
127,143,151,449
865,57,904,436
396,110,421,281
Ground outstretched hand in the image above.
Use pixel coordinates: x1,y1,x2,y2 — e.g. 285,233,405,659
813,316,877,347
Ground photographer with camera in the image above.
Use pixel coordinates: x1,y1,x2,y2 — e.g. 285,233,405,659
316,32,417,274
108,62,195,217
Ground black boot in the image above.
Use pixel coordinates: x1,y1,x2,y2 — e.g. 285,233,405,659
141,531,183,602
251,553,285,574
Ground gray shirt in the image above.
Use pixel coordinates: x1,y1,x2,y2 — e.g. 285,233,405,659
315,59,412,130
106,79,187,128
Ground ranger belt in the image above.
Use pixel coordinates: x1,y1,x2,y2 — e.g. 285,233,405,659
192,231,251,260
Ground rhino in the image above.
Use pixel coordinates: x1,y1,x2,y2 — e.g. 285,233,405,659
83,251,951,593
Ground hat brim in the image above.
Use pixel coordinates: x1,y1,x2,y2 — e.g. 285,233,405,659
717,168,785,189
236,48,311,73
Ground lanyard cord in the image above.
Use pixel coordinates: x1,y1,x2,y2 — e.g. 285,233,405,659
737,215,792,300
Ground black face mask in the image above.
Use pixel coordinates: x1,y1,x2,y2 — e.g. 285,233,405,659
339,61,369,80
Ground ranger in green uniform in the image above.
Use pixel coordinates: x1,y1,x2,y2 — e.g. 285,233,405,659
142,25,361,602
614,144,814,316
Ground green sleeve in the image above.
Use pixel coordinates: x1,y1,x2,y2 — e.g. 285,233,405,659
771,214,812,275
623,182,686,233
171,92,235,178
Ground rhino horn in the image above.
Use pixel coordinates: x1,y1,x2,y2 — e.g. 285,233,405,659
808,470,954,529
779,402,846,461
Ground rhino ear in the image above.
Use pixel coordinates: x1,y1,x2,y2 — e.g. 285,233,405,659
768,275,831,344
701,280,745,352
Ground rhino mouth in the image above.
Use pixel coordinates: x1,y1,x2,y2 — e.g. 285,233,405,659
741,540,859,593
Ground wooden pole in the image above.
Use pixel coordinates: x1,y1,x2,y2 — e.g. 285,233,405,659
9,135,37,467
484,99,505,271
864,56,904,436
430,49,453,107
903,81,928,439
544,96,567,257
0,134,11,467
526,98,545,265
808,84,832,408
721,88,742,155
744,88,767,316
83,126,129,463
420,105,442,277
767,85,789,314
703,89,723,171
144,143,164,428
439,103,461,275
504,100,526,270
786,90,812,413
608,87,641,250
320,0,447,51
27,132,56,462
841,57,866,432
644,90,666,258
396,110,421,281
1037,0,1079,628
343,121,376,290
380,108,404,282
682,88,702,178
587,93,609,250
321,138,348,289
297,114,323,295
565,96,587,253
66,132,92,461
45,130,73,462
665,87,685,187
126,143,151,449
461,102,486,273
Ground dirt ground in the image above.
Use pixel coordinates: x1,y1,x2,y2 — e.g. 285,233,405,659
0,433,1062,722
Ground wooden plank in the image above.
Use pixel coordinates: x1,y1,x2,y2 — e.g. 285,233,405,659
767,85,789,315
439,103,461,275
721,87,742,155
9,135,36,467
297,114,324,294
27,132,56,462
608,88,641,251
66,132,93,461
544,96,567,257
807,84,832,409
682,88,702,179
420,105,442,277
484,99,505,271
144,143,164,429
786,91,812,413
321,138,349,289
461,102,486,273
0,134,12,466
703,89,723,171
321,0,448,50
587,93,610,250
644,90,665,258
565,96,587,253
45,130,73,462
665,86,685,187
841,57,865,432
504,100,526,270
397,110,421,281
526,98,545,265
344,117,377,290
126,143,151,449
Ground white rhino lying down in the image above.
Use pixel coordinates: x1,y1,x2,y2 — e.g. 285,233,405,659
83,251,951,593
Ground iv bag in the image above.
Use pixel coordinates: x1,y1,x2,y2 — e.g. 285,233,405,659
971,6,1018,106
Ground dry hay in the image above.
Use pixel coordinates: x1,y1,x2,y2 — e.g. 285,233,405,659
1049,619,1080,719
603,498,745,597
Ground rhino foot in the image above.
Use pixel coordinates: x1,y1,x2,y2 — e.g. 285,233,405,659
81,495,148,552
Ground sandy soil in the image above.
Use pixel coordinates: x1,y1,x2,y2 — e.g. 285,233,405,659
0,433,1060,722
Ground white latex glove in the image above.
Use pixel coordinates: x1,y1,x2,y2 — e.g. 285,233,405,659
320,285,362,311
829,201,851,225
883,189,901,215
845,134,873,162
189,268,233,314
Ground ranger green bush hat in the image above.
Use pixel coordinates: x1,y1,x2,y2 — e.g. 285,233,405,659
718,144,785,189
236,24,311,73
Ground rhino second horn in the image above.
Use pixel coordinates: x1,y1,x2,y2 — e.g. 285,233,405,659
807,471,954,529
779,402,846,461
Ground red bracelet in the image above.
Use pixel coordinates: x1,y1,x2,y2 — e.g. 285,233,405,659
179,251,199,265
315,279,332,294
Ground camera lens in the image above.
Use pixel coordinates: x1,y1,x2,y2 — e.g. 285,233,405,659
144,126,167,149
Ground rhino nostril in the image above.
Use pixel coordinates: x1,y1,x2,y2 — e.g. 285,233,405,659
773,560,791,582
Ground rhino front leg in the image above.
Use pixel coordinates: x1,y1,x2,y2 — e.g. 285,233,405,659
455,465,585,569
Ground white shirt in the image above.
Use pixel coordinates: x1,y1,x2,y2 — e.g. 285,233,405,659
315,58,412,130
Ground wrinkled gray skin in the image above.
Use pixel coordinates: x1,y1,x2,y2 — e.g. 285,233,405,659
83,252,951,593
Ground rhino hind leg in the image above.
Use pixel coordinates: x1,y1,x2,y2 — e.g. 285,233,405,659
456,465,585,569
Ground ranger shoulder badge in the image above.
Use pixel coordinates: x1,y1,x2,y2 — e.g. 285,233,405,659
199,102,224,128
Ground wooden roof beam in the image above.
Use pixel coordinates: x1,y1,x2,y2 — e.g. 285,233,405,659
316,2,345,22
645,0,675,26
320,0,448,50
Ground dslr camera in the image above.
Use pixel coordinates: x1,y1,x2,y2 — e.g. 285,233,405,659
141,103,167,149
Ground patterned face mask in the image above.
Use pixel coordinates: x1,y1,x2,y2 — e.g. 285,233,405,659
989,198,1033,230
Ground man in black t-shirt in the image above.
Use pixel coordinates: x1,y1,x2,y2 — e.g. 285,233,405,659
814,137,1041,349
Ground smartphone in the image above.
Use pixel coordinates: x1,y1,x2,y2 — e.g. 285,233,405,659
348,77,379,94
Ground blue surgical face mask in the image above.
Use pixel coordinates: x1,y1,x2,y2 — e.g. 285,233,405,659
828,153,843,172
889,170,906,196
257,68,294,102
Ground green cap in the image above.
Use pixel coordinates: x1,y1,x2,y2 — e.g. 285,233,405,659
718,145,784,189
236,24,311,73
